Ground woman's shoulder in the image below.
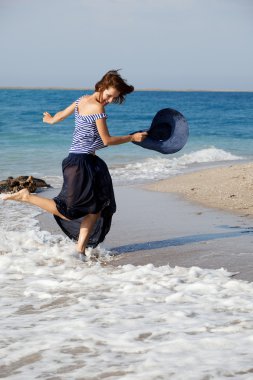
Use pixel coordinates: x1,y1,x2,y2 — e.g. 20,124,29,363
91,103,105,115
78,95,105,115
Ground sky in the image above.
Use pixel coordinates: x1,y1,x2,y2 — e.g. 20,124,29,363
0,0,253,90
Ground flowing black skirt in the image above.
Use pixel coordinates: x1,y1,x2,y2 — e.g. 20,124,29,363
53,153,116,248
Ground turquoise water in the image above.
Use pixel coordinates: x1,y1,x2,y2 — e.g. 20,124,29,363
1,89,253,185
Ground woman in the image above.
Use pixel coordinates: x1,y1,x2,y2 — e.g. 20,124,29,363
4,70,147,259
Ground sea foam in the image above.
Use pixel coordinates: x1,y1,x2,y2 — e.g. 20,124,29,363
110,147,243,184
1,198,253,379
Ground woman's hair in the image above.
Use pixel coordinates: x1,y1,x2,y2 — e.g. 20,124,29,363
95,70,134,104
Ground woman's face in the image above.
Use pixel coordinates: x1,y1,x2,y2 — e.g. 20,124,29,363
100,87,120,106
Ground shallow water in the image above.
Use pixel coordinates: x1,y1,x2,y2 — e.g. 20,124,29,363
1,198,253,379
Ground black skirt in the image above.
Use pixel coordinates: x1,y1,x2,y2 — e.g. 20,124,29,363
53,153,116,248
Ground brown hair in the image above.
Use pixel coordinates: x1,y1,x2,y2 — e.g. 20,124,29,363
95,70,134,104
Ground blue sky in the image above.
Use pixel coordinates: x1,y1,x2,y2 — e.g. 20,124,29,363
1,0,253,90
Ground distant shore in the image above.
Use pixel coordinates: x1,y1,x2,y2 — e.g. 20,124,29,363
0,87,252,92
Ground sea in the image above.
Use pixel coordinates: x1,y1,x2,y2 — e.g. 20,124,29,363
1,89,253,186
1,90,253,379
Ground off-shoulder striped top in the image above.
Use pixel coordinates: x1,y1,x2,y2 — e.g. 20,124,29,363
69,97,107,154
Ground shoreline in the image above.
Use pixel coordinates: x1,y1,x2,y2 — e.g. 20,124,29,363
37,169,253,281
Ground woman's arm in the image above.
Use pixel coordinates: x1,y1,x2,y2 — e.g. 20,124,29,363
43,102,76,125
96,118,147,146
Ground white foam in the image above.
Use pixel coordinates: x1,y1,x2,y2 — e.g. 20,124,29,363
22,147,242,188
179,146,242,164
1,198,253,379
110,147,243,184
42,175,63,188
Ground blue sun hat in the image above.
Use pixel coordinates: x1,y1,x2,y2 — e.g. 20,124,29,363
132,108,189,154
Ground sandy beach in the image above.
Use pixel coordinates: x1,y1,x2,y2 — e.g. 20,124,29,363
37,162,253,282
146,162,253,217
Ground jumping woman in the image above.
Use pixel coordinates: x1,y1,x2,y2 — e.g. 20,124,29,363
4,70,147,259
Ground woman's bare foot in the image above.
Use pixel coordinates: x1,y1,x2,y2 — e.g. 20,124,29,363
72,249,88,262
78,253,88,262
3,188,30,202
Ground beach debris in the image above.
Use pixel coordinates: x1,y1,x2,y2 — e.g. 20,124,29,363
0,176,51,194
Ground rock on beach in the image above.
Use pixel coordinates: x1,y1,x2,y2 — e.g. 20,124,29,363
0,176,51,194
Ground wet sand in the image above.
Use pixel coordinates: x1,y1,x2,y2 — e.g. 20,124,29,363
37,178,253,282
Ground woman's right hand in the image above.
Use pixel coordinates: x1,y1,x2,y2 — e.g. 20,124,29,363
131,131,148,142
43,112,53,124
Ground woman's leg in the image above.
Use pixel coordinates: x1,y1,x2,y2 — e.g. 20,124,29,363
3,189,69,220
76,212,101,254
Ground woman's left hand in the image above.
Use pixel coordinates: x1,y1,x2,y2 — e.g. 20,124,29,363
131,132,148,142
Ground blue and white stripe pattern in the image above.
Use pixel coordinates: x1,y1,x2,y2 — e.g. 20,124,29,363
69,97,107,154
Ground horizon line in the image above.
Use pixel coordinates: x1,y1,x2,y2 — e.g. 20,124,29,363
0,86,252,93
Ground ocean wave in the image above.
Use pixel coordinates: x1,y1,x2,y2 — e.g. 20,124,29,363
110,147,243,184
36,148,243,188
178,147,242,165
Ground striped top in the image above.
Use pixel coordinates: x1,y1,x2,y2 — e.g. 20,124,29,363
69,97,107,154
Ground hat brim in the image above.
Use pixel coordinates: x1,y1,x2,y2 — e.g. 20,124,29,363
132,108,189,154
